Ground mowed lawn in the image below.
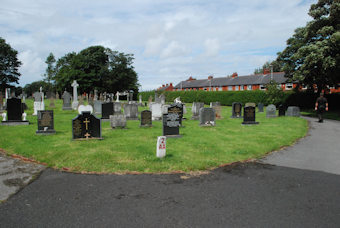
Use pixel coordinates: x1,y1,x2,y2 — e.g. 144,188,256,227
0,99,308,173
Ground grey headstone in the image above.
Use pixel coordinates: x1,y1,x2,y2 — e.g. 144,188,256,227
36,110,55,135
231,102,242,118
210,102,221,107
286,106,300,117
140,110,152,127
93,100,103,115
199,108,215,126
110,114,126,129
124,104,138,120
114,102,122,113
266,104,277,118
150,103,162,120
62,91,72,110
33,92,42,102
162,104,170,114
191,102,204,120
258,103,264,112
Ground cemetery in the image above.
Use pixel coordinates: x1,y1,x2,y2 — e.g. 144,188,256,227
0,96,308,173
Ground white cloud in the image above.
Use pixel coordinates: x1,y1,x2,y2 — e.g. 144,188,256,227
0,0,316,90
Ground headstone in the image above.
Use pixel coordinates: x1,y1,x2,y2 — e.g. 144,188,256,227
140,110,152,127
231,102,242,118
93,100,103,115
162,112,181,138
36,110,56,135
1,98,28,125
245,102,256,107
148,96,153,107
191,102,204,120
0,92,3,112
72,111,102,140
94,90,98,101
32,91,44,115
155,93,161,103
5,88,10,99
278,104,286,116
114,102,122,113
71,80,79,110
160,94,165,104
156,136,166,158
169,103,183,126
78,105,93,114
199,108,215,126
115,91,120,102
49,97,55,108
110,114,126,129
46,91,55,99
174,97,182,104
139,95,143,105
258,103,264,112
101,102,114,119
210,102,221,107
242,106,259,124
62,91,72,110
56,92,60,100
124,103,138,120
286,106,300,117
266,104,277,118
161,104,170,114
99,93,104,101
150,103,162,120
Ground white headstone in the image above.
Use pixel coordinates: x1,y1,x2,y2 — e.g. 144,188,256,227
156,136,166,158
150,103,162,120
2,113,7,121
78,105,93,114
22,113,27,121
71,80,79,110
116,91,120,102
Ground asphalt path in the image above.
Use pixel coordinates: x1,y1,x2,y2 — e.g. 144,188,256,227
0,116,340,227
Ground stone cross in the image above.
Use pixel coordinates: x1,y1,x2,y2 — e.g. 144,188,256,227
71,80,79,110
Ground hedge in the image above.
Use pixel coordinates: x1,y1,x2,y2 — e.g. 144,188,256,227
139,90,340,110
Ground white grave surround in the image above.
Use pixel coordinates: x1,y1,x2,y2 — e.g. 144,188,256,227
156,136,166,158
78,105,93,114
150,103,162,120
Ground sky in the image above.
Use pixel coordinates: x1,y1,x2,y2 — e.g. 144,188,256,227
1,0,316,91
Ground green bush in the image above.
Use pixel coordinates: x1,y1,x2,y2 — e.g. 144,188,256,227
138,90,340,110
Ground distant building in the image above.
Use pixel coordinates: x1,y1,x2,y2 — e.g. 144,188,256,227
170,70,340,93
157,83,174,91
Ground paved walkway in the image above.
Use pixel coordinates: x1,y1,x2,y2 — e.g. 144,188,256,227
261,117,340,175
0,153,45,201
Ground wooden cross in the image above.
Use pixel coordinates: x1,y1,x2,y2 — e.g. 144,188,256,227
84,132,91,139
83,118,90,130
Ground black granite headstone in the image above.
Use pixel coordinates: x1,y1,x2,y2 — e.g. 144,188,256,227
162,106,181,137
278,104,286,116
36,110,56,134
72,111,102,140
140,110,152,127
168,103,183,126
7,98,23,121
231,102,242,118
101,102,114,119
242,106,259,124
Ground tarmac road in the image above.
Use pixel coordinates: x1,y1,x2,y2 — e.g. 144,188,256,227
0,116,339,227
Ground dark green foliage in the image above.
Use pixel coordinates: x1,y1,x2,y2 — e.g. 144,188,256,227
53,46,138,94
0,37,22,92
277,0,340,93
265,80,285,105
285,92,340,111
23,80,50,96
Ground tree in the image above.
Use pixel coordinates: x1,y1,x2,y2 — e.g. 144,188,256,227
254,60,283,74
23,80,49,96
44,52,56,91
265,80,285,105
277,0,340,93
54,46,139,95
0,37,22,93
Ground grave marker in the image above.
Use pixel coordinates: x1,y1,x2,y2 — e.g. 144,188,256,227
191,102,204,120
242,105,259,124
231,102,242,118
110,114,127,129
199,108,215,126
140,110,152,127
286,106,300,117
266,104,277,118
36,110,56,135
156,136,166,158
62,91,72,110
72,112,101,140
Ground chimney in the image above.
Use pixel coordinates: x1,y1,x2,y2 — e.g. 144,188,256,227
187,76,196,81
208,75,213,80
263,68,270,75
166,83,168,86
162,84,165,87
170,83,173,86
232,72,238,78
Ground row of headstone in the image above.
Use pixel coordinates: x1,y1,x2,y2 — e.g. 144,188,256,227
266,105,300,118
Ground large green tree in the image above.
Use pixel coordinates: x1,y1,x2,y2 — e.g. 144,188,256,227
43,52,56,91
277,0,340,93
0,37,22,92
54,46,139,94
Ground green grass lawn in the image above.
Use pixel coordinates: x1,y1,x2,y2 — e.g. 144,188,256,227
0,99,308,173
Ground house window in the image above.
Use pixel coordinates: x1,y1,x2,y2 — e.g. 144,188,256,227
286,83,293,90
260,85,266,90
219,87,222,91
247,85,252,90
240,85,244,91
235,86,239,91
228,86,232,91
